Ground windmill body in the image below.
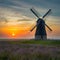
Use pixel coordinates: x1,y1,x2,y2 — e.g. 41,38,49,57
35,18,47,40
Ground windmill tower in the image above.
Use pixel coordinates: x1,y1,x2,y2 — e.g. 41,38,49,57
30,8,52,40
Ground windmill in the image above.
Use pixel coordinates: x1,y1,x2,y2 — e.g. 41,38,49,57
30,8,52,40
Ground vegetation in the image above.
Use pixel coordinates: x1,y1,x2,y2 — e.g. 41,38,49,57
8,39,60,45
0,51,60,60
0,39,60,60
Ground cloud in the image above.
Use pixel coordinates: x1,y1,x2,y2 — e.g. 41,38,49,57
0,0,60,18
45,16,60,25
0,16,8,23
0,0,60,23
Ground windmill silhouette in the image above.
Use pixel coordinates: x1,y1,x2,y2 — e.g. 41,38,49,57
30,8,52,40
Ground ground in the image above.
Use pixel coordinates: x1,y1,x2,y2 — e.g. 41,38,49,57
0,39,60,60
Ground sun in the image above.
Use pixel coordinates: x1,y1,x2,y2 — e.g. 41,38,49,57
12,33,15,37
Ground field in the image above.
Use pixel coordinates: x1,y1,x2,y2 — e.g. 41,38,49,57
0,39,60,60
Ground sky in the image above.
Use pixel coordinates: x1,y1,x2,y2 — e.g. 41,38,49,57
0,0,60,39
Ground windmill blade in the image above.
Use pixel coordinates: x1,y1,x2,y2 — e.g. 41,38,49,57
30,8,40,18
45,24,52,31
30,25,36,32
30,8,52,32
30,20,41,32
42,9,51,18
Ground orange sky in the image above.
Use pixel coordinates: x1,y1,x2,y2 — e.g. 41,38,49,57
0,21,35,39
0,20,60,39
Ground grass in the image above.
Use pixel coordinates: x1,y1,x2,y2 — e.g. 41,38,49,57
7,39,60,45
0,39,60,46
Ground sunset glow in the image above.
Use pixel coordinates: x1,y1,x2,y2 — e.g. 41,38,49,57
0,21,35,39
0,0,60,39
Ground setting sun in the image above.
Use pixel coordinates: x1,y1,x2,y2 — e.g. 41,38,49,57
12,33,15,37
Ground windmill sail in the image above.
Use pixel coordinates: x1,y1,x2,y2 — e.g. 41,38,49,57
30,8,52,31
30,8,40,18
45,24,52,31
30,25,36,31
42,9,51,18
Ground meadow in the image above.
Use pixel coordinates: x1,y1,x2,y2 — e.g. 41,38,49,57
0,39,60,60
